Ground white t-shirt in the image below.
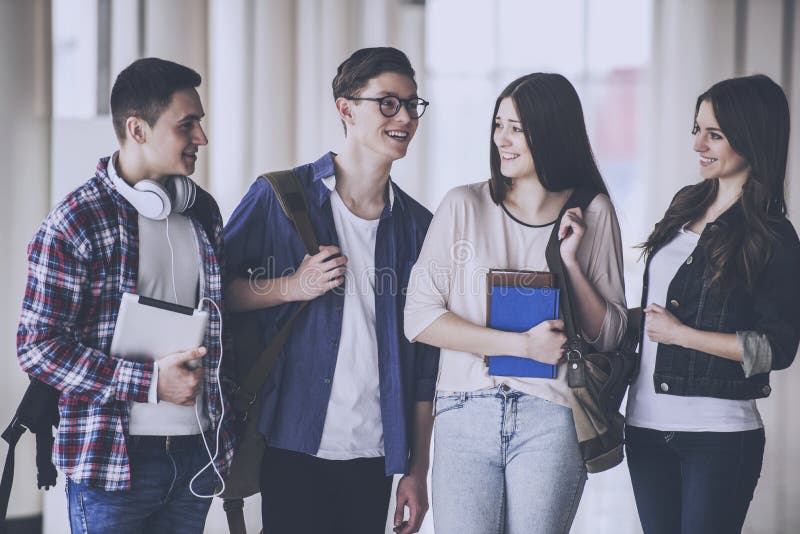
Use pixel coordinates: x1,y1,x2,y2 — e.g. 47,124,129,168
625,226,763,432
316,189,384,459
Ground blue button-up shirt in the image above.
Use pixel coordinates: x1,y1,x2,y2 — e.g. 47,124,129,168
224,152,439,474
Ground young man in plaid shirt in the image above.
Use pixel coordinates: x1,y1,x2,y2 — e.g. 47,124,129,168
16,58,235,533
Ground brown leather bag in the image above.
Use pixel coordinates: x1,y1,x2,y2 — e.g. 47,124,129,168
221,170,319,534
544,188,639,473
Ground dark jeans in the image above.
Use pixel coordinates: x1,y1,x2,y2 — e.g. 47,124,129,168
67,434,217,533
261,446,393,534
625,425,765,534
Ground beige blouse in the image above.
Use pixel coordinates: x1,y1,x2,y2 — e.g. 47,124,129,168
404,181,628,407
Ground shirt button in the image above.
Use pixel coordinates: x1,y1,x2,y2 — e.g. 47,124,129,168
686,256,693,265
762,385,771,396
660,382,670,392
324,378,331,384
330,339,338,347
669,299,679,308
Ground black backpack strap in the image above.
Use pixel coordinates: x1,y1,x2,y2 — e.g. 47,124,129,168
0,378,60,522
0,422,58,522
223,497,248,534
0,420,26,522
35,430,58,490
544,187,600,346
225,170,318,534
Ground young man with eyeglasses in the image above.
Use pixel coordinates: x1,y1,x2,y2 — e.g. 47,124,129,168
224,47,438,534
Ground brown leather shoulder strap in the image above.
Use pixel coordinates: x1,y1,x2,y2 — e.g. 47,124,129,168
231,171,319,413
226,171,319,534
260,170,319,255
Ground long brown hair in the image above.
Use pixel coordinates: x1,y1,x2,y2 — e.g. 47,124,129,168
642,75,790,291
488,73,608,202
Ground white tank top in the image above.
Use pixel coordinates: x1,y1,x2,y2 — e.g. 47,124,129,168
625,226,762,432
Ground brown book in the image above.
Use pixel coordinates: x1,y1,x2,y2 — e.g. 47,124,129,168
486,269,554,323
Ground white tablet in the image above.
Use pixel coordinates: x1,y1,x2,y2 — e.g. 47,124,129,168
110,292,209,363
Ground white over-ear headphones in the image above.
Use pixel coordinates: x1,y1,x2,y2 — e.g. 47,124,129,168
112,174,197,220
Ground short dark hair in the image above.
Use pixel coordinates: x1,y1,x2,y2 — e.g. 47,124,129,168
332,47,416,99
332,47,416,133
110,57,201,141
489,73,608,203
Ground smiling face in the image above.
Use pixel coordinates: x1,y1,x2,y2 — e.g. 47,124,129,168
139,88,208,180
339,72,419,163
493,97,536,181
693,99,750,185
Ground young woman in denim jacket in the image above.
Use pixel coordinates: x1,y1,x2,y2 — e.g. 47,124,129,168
404,73,628,534
625,74,800,534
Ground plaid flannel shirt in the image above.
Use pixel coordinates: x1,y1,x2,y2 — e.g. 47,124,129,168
17,158,236,491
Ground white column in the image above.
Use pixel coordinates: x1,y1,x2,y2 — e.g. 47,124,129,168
768,8,800,534
319,0,357,158
648,3,800,532
207,0,253,219
294,0,324,163
425,0,497,207
144,0,210,187
746,8,800,530
0,0,52,522
359,0,391,46
785,0,800,221
645,0,737,231
387,1,430,207
206,0,298,220
251,0,297,175
143,0,208,74
110,0,141,82
743,0,783,80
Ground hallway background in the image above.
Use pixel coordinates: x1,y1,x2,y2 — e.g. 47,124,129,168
2,0,799,532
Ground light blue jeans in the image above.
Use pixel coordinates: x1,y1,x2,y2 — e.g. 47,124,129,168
432,385,587,534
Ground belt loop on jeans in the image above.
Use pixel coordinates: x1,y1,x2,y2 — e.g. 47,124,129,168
498,383,510,399
459,392,467,402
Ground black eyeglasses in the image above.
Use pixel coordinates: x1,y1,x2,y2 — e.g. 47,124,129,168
345,95,430,119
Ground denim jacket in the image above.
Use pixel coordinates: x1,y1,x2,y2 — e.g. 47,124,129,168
638,201,800,400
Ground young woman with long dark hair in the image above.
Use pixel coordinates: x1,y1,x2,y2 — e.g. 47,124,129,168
403,73,627,533
625,74,800,534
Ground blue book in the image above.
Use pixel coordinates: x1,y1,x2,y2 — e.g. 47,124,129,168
485,270,560,378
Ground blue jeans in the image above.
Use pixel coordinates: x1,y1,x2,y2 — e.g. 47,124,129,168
66,435,217,533
625,425,765,534
431,386,587,534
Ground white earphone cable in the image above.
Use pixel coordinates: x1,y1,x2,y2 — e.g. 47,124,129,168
189,296,226,499
164,219,226,498
164,216,179,304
